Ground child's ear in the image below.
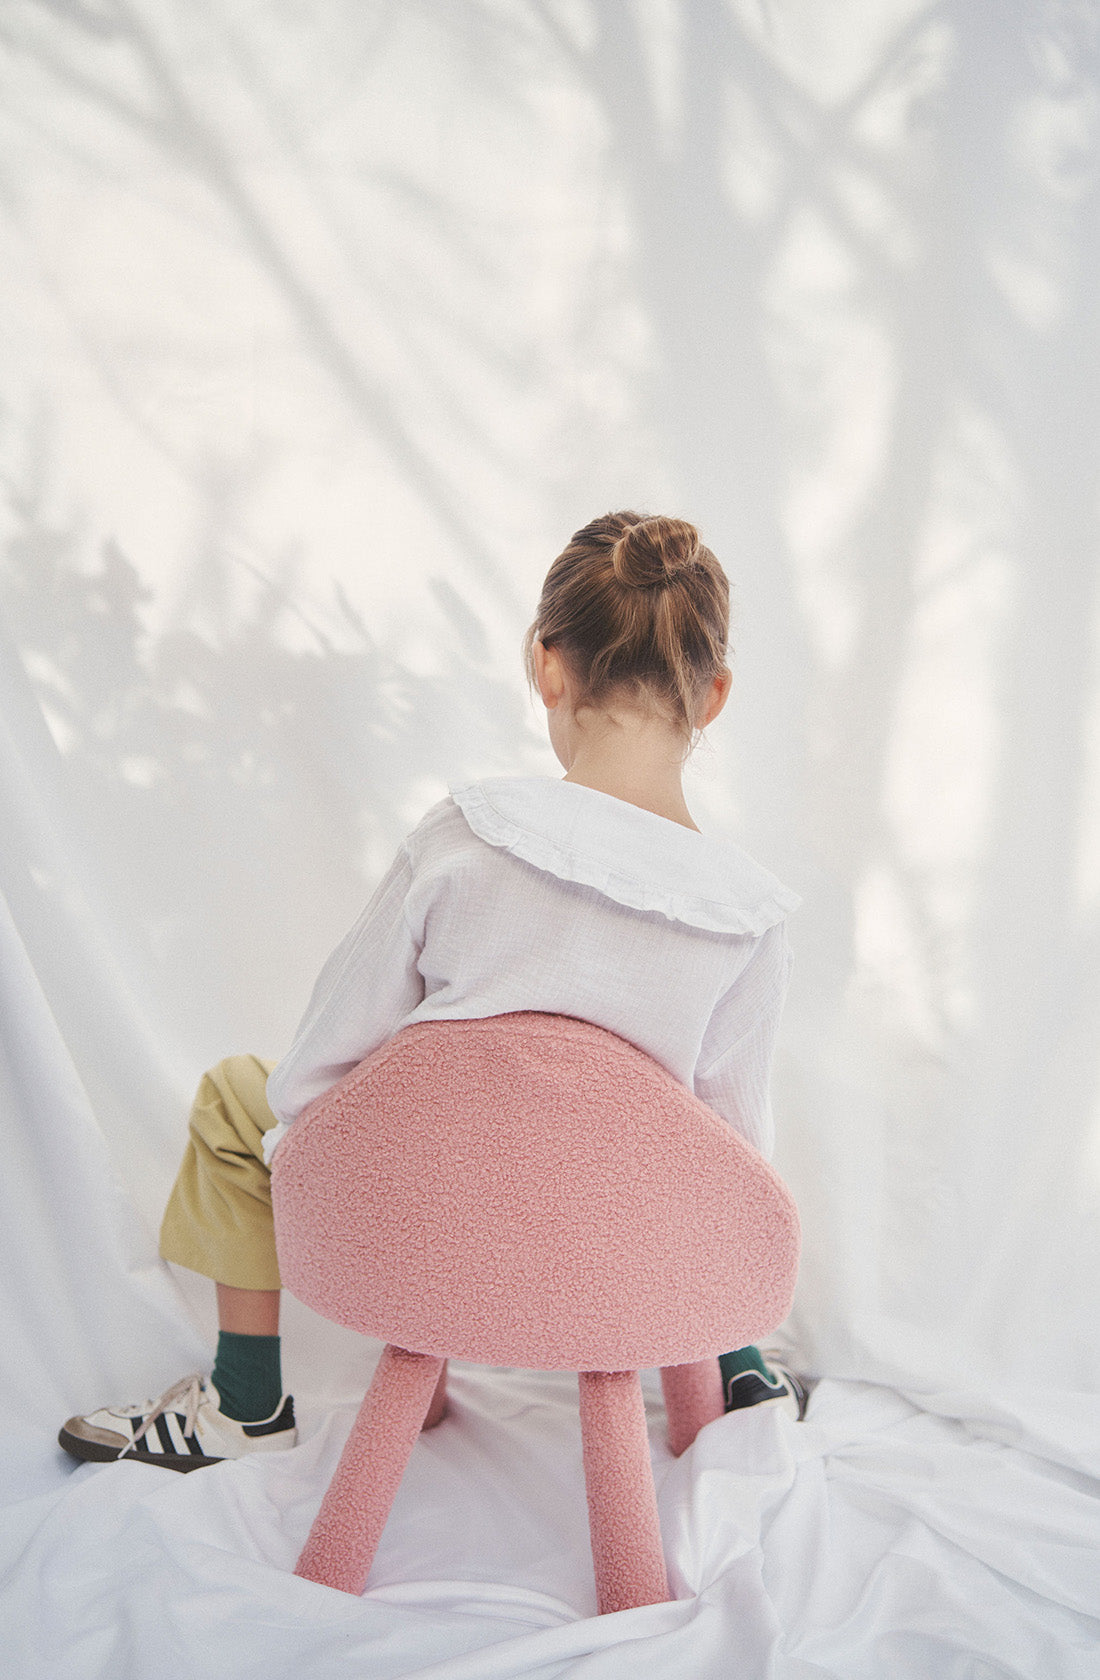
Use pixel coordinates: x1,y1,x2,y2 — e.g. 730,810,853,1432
699,668,732,728
532,641,566,709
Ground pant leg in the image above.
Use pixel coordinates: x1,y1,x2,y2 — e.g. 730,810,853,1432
159,1054,282,1290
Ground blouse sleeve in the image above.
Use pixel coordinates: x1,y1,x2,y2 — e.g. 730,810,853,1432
262,843,425,1156
693,920,793,1159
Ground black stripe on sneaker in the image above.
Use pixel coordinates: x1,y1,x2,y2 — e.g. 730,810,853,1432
153,1416,175,1454
242,1397,295,1437
169,1413,195,1455
184,1429,205,1456
723,1371,786,1411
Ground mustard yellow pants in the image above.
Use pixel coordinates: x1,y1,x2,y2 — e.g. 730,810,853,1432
159,1055,283,1290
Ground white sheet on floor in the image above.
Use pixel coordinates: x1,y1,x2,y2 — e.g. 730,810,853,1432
2,1365,1097,1680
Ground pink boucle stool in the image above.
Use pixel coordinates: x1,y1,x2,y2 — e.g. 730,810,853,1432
272,1012,800,1614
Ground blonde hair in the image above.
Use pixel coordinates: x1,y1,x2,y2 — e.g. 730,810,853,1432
523,511,730,737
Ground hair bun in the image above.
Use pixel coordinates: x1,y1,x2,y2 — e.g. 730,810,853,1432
611,516,700,589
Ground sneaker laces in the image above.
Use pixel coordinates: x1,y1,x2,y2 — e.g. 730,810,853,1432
117,1374,206,1460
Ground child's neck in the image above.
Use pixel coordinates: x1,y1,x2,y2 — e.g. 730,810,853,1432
560,713,698,832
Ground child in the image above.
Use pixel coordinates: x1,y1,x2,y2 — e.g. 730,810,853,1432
59,510,804,1471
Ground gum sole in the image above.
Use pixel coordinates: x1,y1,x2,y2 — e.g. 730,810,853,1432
58,1426,222,1472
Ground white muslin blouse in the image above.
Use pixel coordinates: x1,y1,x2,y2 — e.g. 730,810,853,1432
262,777,800,1164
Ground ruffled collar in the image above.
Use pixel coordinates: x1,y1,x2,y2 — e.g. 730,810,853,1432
449,777,799,936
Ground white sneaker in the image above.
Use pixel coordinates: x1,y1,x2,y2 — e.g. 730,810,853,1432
59,1375,296,1471
722,1356,809,1420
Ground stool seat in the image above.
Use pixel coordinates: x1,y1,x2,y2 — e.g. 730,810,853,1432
272,1012,800,1611
273,1013,799,1370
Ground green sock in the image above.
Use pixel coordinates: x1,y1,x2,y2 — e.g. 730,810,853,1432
211,1331,283,1423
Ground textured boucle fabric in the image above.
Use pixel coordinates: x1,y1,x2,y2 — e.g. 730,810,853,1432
660,1360,726,1458
578,1371,669,1614
295,1346,445,1596
272,1013,800,1371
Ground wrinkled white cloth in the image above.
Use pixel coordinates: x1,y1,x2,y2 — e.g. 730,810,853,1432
263,777,800,1163
5,1367,1098,1680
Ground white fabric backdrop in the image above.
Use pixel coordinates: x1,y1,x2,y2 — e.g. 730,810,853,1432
1,2,1097,1675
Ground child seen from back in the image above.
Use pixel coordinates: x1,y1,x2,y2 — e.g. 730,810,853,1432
60,510,804,1471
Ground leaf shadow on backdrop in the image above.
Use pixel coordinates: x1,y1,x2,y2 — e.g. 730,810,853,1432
565,0,1100,1373
1,0,1098,1383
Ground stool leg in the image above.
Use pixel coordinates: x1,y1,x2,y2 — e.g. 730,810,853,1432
578,1370,670,1614
295,1345,445,1595
660,1359,724,1457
